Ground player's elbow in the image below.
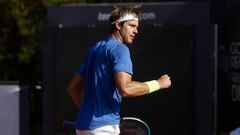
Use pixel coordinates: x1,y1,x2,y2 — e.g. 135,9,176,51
120,91,128,97
67,86,72,94
67,86,77,97
67,88,73,97
119,88,132,97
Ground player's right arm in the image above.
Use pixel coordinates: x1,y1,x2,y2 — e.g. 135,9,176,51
67,74,84,108
114,72,171,97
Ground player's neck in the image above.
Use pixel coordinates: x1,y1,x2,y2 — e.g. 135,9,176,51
112,32,123,43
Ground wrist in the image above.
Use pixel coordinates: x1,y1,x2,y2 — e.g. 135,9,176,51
144,80,161,93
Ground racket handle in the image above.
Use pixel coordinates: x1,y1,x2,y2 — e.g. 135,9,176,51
62,120,76,127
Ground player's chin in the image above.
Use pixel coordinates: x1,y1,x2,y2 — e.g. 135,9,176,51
127,39,134,45
123,38,134,45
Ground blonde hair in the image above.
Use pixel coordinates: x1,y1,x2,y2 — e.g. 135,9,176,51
108,4,141,34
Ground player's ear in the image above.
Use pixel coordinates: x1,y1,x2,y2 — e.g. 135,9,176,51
115,22,122,30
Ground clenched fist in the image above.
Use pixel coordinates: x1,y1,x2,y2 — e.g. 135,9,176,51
157,74,171,89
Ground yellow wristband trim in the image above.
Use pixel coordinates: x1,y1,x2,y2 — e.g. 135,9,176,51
144,80,160,93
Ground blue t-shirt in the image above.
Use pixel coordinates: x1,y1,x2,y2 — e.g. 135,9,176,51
76,36,133,130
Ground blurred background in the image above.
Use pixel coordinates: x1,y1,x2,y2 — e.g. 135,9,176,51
0,0,239,135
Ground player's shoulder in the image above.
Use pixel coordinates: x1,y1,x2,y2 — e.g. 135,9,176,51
107,37,128,50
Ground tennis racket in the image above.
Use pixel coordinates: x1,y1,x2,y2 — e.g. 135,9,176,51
120,117,151,135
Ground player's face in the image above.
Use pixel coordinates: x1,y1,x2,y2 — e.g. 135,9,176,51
120,20,139,45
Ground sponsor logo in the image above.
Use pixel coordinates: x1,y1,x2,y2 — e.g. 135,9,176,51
230,41,240,103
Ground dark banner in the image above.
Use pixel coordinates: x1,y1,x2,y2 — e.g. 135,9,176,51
46,2,209,27
218,1,240,132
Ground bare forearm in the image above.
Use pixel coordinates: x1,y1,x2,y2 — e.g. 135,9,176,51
121,81,149,97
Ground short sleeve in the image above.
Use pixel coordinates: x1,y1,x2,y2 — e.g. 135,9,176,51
111,44,133,75
76,48,92,77
77,64,86,77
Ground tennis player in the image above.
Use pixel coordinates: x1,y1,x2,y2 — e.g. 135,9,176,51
67,4,171,135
